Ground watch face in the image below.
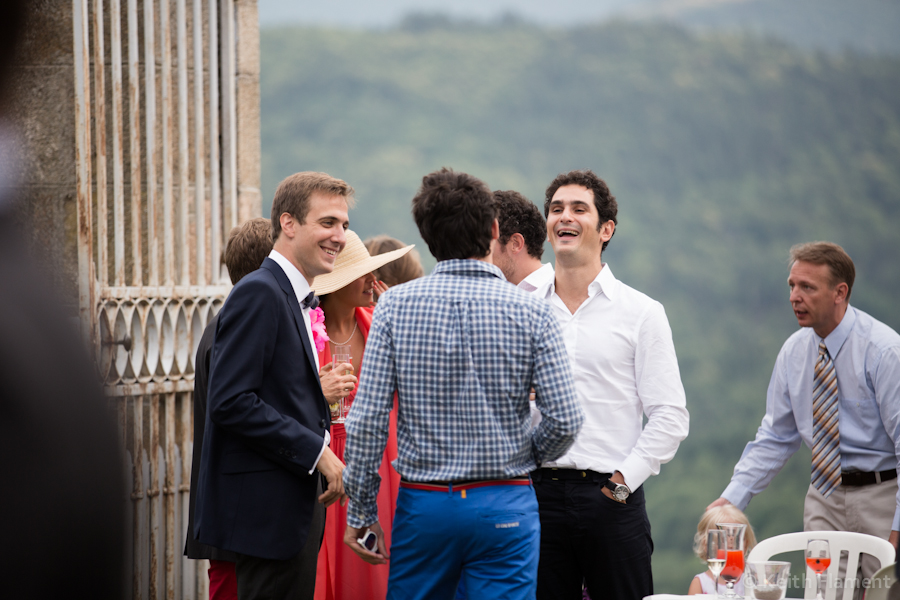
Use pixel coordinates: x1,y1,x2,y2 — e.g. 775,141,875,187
613,486,629,502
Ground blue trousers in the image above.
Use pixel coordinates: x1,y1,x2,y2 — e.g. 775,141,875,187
387,483,541,600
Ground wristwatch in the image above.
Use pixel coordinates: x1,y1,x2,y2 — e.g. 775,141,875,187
604,479,631,503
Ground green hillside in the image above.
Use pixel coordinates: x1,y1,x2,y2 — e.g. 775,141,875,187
260,20,900,594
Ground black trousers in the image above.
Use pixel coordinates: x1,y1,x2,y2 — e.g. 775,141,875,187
236,475,327,600
533,470,653,600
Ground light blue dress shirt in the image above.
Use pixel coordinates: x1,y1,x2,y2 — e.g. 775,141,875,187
723,306,900,530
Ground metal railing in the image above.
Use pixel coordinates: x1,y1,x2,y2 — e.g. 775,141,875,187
72,1,242,596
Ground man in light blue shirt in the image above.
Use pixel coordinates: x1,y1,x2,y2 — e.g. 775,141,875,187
710,242,900,570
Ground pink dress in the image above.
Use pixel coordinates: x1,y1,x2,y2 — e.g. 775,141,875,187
314,306,401,600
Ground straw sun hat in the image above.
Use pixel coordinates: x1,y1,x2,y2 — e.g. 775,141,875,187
311,230,414,295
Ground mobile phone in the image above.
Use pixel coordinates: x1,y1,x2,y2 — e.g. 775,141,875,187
357,529,378,552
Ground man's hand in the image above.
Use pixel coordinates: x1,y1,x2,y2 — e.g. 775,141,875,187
601,471,628,503
319,362,357,404
316,445,347,507
889,530,898,549
344,521,389,565
707,497,733,511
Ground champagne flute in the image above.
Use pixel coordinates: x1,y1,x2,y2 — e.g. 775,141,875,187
332,344,352,423
806,539,830,600
717,522,746,598
707,529,727,596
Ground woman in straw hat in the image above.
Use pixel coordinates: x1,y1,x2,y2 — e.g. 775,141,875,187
311,230,415,600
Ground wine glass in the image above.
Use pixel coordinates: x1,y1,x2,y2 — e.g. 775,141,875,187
717,522,746,598
707,529,727,596
332,344,352,423
806,539,830,600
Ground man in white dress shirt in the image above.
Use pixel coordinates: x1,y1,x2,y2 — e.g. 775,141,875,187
529,169,690,600
491,189,554,290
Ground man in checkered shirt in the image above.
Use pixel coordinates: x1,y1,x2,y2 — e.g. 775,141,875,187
342,168,584,600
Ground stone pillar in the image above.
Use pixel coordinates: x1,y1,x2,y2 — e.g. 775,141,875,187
4,2,79,310
235,0,261,222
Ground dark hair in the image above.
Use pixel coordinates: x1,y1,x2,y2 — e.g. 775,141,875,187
270,172,355,241
364,235,425,285
411,168,496,261
494,190,545,260
789,242,856,300
224,218,274,284
544,169,618,251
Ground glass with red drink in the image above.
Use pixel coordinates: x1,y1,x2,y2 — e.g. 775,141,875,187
806,539,831,600
717,522,747,598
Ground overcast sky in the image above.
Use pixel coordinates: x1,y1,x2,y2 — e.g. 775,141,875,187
257,0,657,27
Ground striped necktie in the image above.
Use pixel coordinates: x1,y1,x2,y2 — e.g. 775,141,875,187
811,342,841,497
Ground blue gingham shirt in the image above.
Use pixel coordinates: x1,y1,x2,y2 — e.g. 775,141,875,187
343,259,584,528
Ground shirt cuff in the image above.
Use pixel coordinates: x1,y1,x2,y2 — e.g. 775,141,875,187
721,480,752,511
892,509,899,532
346,498,378,529
618,454,654,491
309,430,331,475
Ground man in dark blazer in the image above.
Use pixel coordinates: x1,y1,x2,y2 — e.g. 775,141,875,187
195,172,354,599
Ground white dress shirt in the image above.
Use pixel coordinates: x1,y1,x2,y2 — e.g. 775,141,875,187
267,249,328,471
518,262,555,293
532,264,689,490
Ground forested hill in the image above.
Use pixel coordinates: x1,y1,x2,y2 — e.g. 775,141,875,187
260,20,900,593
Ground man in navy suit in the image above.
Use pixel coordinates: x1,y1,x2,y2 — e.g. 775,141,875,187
195,172,354,599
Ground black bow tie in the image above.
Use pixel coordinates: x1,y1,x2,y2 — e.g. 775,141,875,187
302,291,319,310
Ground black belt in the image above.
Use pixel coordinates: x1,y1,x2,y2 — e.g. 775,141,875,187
841,469,897,487
532,468,611,483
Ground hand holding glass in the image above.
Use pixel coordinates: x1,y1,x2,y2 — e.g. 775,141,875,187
332,344,352,423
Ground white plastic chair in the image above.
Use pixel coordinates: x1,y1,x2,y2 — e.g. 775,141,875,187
747,531,895,600
862,563,895,600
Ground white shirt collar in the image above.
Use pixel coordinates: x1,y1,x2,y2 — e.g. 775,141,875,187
539,263,618,302
591,263,617,301
268,249,312,309
517,262,555,293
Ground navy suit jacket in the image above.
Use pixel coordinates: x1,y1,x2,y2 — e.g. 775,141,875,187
194,258,330,560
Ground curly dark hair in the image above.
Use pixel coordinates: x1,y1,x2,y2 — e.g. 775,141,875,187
412,168,496,261
494,190,545,260
544,170,618,252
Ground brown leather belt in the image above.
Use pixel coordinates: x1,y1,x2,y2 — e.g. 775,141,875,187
841,469,897,487
399,475,531,492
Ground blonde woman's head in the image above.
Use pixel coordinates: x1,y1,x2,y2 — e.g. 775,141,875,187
693,504,757,560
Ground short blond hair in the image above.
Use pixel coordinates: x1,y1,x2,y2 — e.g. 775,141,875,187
693,505,757,561
224,218,273,284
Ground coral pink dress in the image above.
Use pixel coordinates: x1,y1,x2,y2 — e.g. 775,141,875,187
315,306,400,600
